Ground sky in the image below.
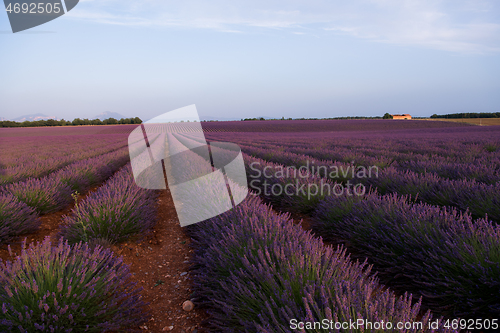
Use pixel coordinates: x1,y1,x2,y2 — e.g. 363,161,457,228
1,0,499,121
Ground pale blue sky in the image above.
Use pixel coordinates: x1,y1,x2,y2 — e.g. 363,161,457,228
1,0,499,121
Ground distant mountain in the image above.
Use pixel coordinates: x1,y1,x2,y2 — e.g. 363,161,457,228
93,111,125,121
0,117,6,121
11,113,59,122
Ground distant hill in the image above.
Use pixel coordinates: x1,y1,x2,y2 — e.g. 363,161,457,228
93,111,125,120
0,117,6,121
11,113,59,122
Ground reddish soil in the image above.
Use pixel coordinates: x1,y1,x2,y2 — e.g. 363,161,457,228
0,187,209,333
110,188,210,332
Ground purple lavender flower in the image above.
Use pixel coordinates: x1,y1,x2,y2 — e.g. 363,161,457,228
59,164,157,245
0,193,41,244
186,195,456,332
0,237,147,332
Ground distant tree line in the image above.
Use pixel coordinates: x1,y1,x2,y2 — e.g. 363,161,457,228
0,117,142,128
242,117,267,121
430,112,500,119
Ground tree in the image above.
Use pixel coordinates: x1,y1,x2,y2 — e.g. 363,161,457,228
383,113,393,119
103,118,118,125
73,118,84,126
0,115,144,128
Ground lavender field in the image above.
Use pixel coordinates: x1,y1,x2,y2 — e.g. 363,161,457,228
200,120,500,331
1,120,500,332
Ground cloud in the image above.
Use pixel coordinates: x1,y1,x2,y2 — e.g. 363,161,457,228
327,0,500,54
67,0,500,54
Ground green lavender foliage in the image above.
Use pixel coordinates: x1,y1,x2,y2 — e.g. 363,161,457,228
0,237,147,332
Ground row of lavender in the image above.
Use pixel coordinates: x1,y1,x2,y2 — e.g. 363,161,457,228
228,129,499,160
186,195,457,332
236,143,500,223
243,152,500,318
233,137,500,184
277,143,498,184
0,139,128,185
0,133,127,168
0,130,156,242
0,164,158,331
238,135,500,163
0,147,130,244
312,192,500,317
249,138,500,184
59,163,158,245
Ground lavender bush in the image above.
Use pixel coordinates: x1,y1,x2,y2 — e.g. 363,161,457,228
186,196,455,332
0,237,147,332
53,148,129,193
0,193,41,244
1,148,130,216
368,167,500,222
244,154,336,213
312,192,500,317
1,177,73,215
395,158,500,184
59,164,157,245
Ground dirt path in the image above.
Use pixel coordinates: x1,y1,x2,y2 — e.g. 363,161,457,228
113,188,210,332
